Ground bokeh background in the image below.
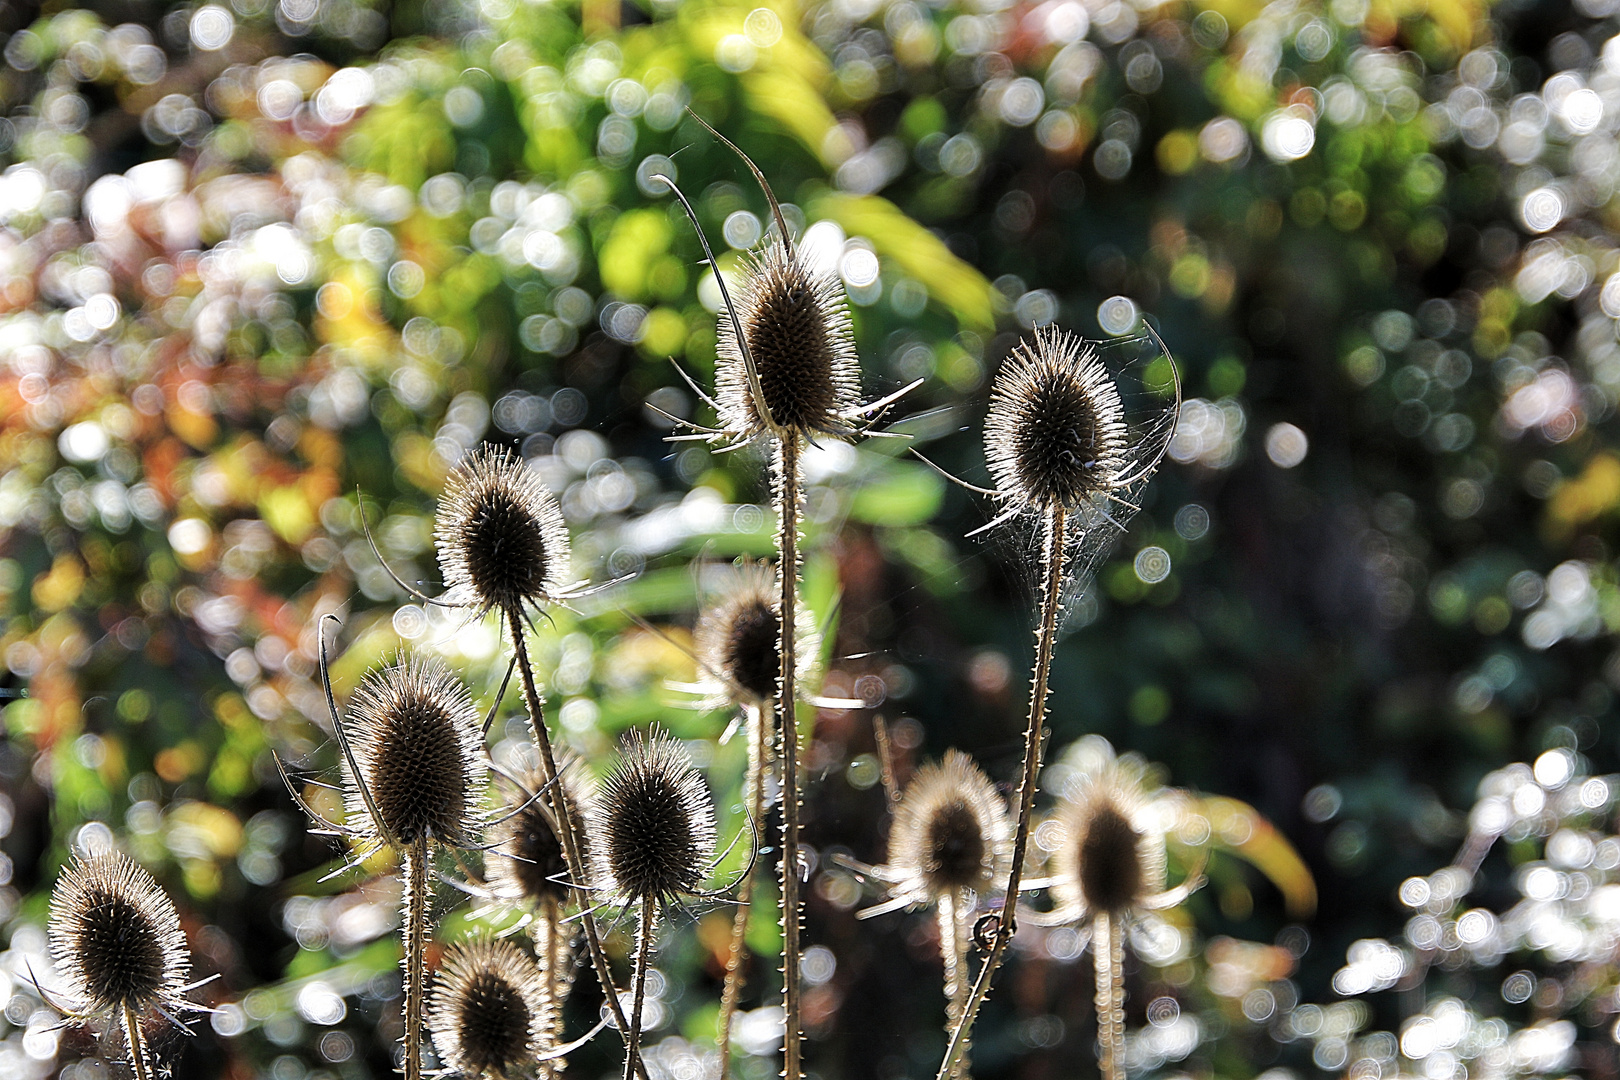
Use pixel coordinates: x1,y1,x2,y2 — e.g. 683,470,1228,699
4,0,1620,1077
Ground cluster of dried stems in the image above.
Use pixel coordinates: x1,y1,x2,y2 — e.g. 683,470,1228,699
38,128,1184,1080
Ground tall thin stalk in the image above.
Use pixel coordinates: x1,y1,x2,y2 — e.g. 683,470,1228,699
935,506,1068,1080
402,838,428,1080
718,700,771,1080
938,888,971,1080
1094,910,1126,1080
535,898,568,1078
775,436,805,1078
505,609,645,1080
123,1004,150,1080
623,897,656,1080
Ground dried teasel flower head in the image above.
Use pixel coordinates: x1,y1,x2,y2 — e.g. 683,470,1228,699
985,326,1133,516
48,852,190,1019
488,756,597,907
344,652,485,849
428,938,551,1079
436,444,572,618
694,561,818,709
590,728,717,907
863,750,1012,915
1049,752,1168,919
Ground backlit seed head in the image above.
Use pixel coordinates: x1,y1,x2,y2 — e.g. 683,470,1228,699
429,938,550,1079
716,241,862,442
694,562,818,709
345,653,485,848
437,444,571,617
985,327,1130,513
591,729,716,906
489,757,596,906
887,750,1011,904
48,852,189,1017
1052,762,1165,917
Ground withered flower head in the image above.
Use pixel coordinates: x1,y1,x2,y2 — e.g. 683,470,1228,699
985,326,1131,514
591,729,716,906
428,938,550,1079
1052,761,1166,918
884,750,1012,906
694,561,818,709
489,756,596,906
436,444,571,617
48,852,189,1017
715,240,863,444
345,652,485,848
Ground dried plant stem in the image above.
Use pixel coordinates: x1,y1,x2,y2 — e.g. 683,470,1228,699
935,506,1068,1080
536,898,567,1078
938,888,971,1080
718,701,771,1080
506,611,645,1080
403,839,428,1080
623,896,656,1080
1094,910,1126,1080
123,1004,150,1080
775,436,805,1080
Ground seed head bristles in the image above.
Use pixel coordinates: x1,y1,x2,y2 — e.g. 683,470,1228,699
342,653,486,850
591,728,717,909
1051,763,1167,921
489,759,597,908
854,750,1012,917
693,561,820,712
429,938,551,1080
437,444,574,620
48,852,192,1080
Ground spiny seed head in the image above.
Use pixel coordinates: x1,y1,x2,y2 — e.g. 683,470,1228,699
437,444,571,617
591,729,715,906
694,562,818,709
48,852,189,1016
1052,764,1165,917
887,750,1011,904
345,653,485,848
428,938,550,1079
985,326,1131,513
716,241,862,442
489,757,596,906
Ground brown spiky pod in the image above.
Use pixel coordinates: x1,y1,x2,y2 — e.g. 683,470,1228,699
883,750,1012,909
429,938,552,1080
591,729,716,909
436,444,572,620
715,241,863,444
48,852,191,1080
695,561,820,714
343,653,486,849
488,759,597,908
984,327,1130,515
1051,764,1166,920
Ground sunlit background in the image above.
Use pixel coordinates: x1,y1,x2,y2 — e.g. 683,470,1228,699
6,0,1620,1076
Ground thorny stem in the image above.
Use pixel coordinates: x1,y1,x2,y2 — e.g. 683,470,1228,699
623,896,656,1080
719,701,771,1080
775,436,805,1080
938,889,971,1080
403,839,427,1080
935,506,1068,1080
1094,910,1126,1080
123,1003,150,1080
507,611,645,1080
536,898,568,1078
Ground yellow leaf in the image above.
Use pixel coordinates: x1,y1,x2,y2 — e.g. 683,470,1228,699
1183,794,1317,918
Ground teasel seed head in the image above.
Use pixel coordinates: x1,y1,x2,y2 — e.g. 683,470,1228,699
985,326,1131,514
695,561,818,709
1051,761,1166,918
436,444,571,618
344,652,485,849
48,852,189,1018
886,750,1012,905
489,756,596,906
715,239,863,443
428,938,551,1079
591,729,716,907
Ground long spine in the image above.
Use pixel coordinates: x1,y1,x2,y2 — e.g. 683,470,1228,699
776,436,804,1080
